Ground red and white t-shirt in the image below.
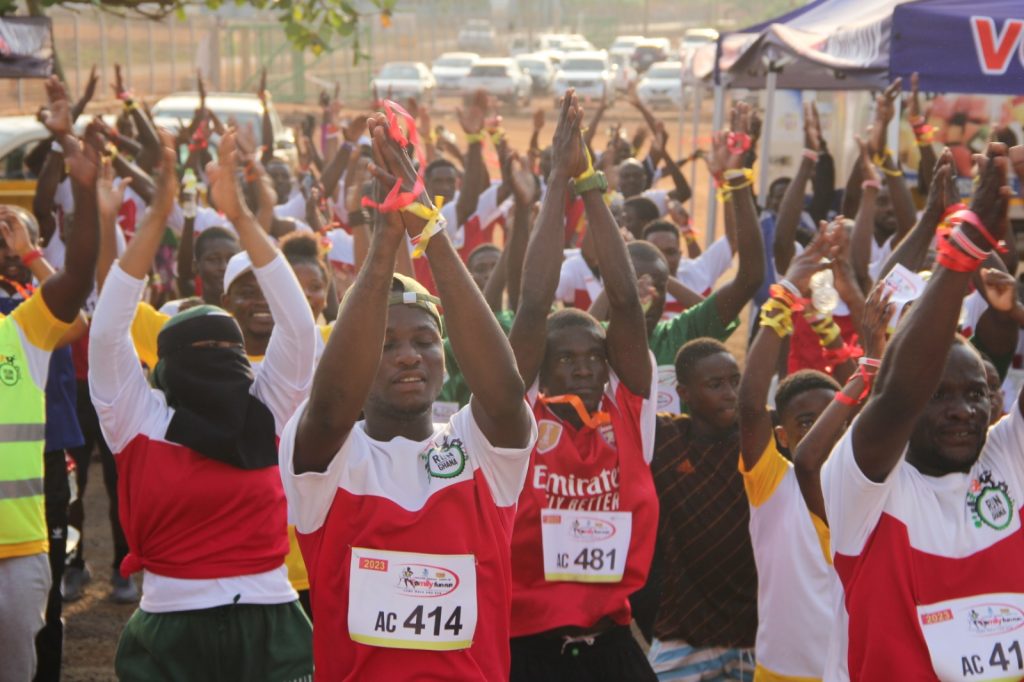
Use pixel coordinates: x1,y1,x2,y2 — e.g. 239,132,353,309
510,359,659,636
279,405,537,681
663,236,733,318
88,256,317,613
556,252,603,310
823,407,1024,681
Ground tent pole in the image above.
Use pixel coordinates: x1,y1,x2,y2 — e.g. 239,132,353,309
759,67,779,200
707,82,726,245
689,83,701,219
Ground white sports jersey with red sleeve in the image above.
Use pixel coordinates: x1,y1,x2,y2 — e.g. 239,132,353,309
279,403,537,681
556,253,603,310
822,407,1024,681
510,356,659,636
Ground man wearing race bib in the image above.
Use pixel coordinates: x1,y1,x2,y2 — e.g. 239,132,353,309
279,113,535,680
822,142,1024,680
505,91,659,681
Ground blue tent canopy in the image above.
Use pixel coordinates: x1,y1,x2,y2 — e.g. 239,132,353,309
891,0,1024,95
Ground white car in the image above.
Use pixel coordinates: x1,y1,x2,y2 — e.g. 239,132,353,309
371,62,436,105
553,51,616,103
461,59,532,106
515,53,557,94
679,28,719,74
151,92,296,163
609,53,638,92
632,38,671,73
636,61,686,109
431,52,478,94
609,35,645,60
458,19,497,53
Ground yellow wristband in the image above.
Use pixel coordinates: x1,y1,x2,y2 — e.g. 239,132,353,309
464,132,485,145
574,143,596,183
759,299,794,338
403,195,446,258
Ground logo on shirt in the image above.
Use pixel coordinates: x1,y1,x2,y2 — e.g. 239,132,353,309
536,420,563,454
395,563,461,598
0,354,20,387
421,435,467,480
570,516,617,542
965,603,1024,635
967,471,1014,531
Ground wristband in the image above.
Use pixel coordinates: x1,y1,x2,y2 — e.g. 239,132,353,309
861,179,881,191
802,149,819,163
123,100,139,112
464,131,485,145
574,143,597,184
859,357,881,369
759,299,794,338
20,249,43,266
726,132,751,155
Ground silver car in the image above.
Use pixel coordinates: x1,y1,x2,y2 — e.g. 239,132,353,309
431,52,479,94
461,59,532,107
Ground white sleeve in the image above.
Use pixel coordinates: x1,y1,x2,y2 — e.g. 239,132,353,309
606,351,659,464
251,254,317,434
960,290,989,336
278,399,350,534
821,417,903,556
984,403,1024,493
677,236,733,293
455,402,537,507
473,183,500,223
87,264,168,453
556,258,579,304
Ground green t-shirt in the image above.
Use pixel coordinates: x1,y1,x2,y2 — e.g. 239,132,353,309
648,293,740,413
436,309,516,410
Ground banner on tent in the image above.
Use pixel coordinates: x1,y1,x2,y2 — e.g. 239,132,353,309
0,17,54,79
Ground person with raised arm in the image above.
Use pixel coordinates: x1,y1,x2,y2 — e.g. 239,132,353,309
88,130,315,680
821,142,1024,679
0,76,100,682
505,90,659,681
280,112,534,680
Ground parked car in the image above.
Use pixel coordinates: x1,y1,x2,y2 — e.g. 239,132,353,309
560,37,595,53
458,19,497,53
515,53,557,94
632,38,671,73
370,62,436,105
636,61,686,109
553,51,616,103
461,59,532,107
609,35,645,59
431,52,479,94
609,53,638,92
679,27,719,74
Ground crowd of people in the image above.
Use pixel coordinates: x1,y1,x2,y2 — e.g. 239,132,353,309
1,61,1024,682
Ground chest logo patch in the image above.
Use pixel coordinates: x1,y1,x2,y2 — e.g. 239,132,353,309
0,354,21,387
536,420,563,454
967,470,1014,531
422,435,467,480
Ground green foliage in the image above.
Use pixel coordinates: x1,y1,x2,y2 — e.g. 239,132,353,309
3,0,394,61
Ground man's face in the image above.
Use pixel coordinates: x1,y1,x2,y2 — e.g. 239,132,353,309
776,388,836,451
266,161,294,205
984,361,1005,426
618,162,646,198
874,187,899,240
426,166,458,206
0,235,30,285
195,237,239,306
468,249,500,291
292,261,328,321
766,180,789,214
366,304,444,418
646,230,682,274
221,271,273,343
621,205,648,240
907,344,991,474
540,325,610,413
677,352,741,431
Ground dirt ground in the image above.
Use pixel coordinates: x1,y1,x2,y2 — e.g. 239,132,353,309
61,94,747,679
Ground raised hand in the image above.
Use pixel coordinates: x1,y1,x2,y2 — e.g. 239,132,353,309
509,152,538,206
856,133,879,184
922,148,957,221
112,63,128,100
364,112,426,240
906,71,923,121
257,67,268,103
550,90,587,179
966,142,1011,244
79,65,99,108
783,226,840,296
708,101,751,176
869,78,901,155
197,69,207,110
343,114,367,143
38,76,72,138
206,131,252,223
96,155,130,225
803,101,822,152
860,280,895,359
456,90,489,135
0,207,35,257
978,267,1019,314
532,108,545,133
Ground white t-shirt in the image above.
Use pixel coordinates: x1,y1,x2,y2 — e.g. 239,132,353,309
556,253,602,309
741,440,834,680
822,407,1024,680
677,236,733,297
960,290,1024,414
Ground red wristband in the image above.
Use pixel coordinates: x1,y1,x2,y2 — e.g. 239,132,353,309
20,249,43,266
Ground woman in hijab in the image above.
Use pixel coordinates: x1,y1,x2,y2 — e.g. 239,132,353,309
88,131,316,680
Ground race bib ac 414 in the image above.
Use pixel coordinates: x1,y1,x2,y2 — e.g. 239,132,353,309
918,593,1024,681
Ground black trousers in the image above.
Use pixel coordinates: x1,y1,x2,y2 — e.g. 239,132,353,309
34,450,69,682
67,380,128,573
511,625,658,682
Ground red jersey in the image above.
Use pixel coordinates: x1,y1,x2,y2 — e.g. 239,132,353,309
788,313,857,375
280,404,536,681
510,363,659,636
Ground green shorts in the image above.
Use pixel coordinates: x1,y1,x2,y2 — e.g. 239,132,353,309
115,600,313,682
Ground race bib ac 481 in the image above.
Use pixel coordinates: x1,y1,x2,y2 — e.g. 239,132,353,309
541,509,632,583
918,593,1024,681
348,548,477,651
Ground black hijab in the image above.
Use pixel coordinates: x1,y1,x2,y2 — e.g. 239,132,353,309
152,305,278,469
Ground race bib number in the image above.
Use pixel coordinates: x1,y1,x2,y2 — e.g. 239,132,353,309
348,548,477,651
918,593,1024,680
541,509,632,583
656,365,679,413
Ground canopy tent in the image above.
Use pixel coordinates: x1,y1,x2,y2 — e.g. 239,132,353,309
890,0,1024,95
